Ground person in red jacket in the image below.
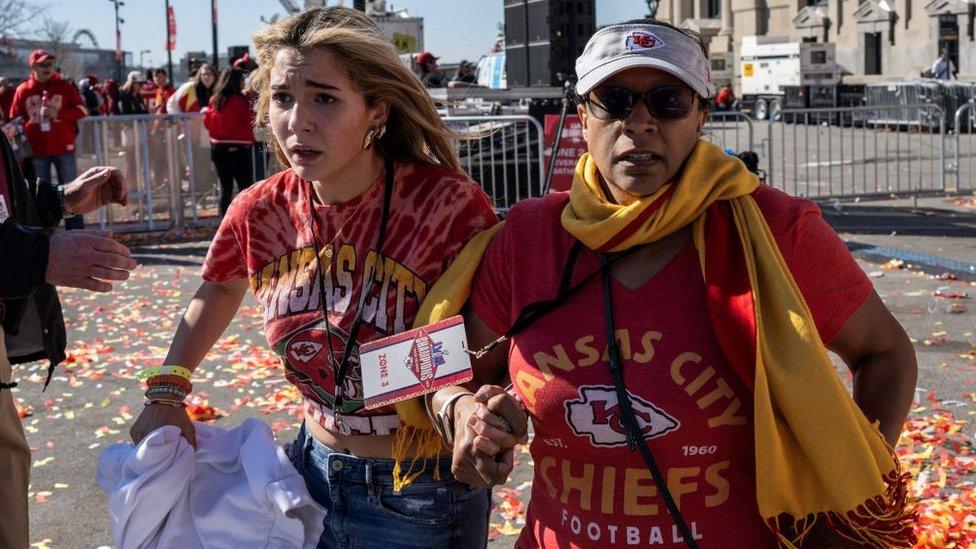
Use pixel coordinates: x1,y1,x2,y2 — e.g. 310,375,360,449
0,77,15,122
715,84,735,111
8,50,88,229
151,68,175,115
203,67,255,216
148,68,175,187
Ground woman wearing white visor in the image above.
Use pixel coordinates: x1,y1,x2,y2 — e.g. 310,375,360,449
412,19,917,549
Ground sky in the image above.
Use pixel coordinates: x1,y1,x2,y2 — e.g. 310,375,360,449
46,0,650,67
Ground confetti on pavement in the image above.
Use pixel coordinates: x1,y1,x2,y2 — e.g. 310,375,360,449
8,238,973,547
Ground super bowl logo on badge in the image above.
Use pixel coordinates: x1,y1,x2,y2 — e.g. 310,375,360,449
359,315,473,409
626,31,663,51
565,386,680,447
404,334,449,390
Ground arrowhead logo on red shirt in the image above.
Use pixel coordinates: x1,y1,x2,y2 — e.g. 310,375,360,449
565,386,680,447
287,330,328,367
289,340,324,364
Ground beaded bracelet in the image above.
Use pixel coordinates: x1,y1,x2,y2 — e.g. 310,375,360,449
145,399,187,408
145,387,190,397
146,385,188,397
145,391,187,401
145,386,188,399
145,376,192,393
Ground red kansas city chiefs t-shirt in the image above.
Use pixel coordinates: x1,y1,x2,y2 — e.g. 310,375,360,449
203,162,497,436
470,186,872,548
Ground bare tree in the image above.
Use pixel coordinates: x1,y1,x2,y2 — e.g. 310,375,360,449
0,0,46,38
37,17,82,78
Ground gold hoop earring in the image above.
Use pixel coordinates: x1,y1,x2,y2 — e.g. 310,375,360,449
362,124,387,150
362,128,377,150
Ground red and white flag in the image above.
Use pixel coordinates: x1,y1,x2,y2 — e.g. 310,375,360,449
166,6,177,51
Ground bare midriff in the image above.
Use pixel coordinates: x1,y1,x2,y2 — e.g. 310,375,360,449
305,412,450,459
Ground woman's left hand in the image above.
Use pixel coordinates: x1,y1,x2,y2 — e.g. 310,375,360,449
467,385,528,484
470,385,529,450
451,385,528,488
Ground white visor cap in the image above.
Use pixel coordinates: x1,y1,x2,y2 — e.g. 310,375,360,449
575,24,711,99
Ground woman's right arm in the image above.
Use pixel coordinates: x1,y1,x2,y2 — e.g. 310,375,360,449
128,277,249,446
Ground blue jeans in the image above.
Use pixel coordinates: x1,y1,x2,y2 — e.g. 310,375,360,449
32,154,83,230
287,424,491,549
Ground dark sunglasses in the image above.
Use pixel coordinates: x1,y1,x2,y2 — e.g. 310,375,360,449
585,84,697,121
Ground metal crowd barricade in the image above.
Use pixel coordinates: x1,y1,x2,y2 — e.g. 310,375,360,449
77,113,545,231
766,104,947,200
951,101,976,192
703,111,755,154
76,113,219,232
73,107,968,231
866,81,945,130
444,115,545,213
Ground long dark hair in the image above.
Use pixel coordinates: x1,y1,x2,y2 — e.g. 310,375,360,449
193,63,216,107
211,67,245,111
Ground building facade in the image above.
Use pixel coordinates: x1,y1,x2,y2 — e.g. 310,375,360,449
655,0,976,90
0,38,132,84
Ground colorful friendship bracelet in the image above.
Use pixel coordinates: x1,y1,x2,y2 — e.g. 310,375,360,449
145,376,192,392
139,365,193,381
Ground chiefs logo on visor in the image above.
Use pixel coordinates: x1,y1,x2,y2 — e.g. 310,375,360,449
626,31,664,51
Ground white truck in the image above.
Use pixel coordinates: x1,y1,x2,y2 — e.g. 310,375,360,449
739,36,839,120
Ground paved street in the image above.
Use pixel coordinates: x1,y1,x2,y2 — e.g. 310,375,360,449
11,195,976,548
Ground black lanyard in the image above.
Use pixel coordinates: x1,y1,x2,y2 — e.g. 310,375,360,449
308,158,394,428
473,239,698,549
466,240,641,359
598,253,698,549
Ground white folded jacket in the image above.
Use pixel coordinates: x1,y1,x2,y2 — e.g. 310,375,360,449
96,418,326,549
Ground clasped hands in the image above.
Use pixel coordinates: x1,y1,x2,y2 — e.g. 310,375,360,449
450,385,529,488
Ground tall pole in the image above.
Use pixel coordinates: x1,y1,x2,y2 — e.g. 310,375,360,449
211,0,219,69
522,0,530,86
114,0,123,81
165,0,173,77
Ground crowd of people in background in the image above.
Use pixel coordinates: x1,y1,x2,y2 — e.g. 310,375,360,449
0,50,265,226
0,46,483,232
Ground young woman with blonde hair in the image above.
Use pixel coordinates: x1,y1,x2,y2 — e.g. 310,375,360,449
129,7,497,547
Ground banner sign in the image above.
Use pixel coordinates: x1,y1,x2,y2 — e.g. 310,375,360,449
543,114,586,193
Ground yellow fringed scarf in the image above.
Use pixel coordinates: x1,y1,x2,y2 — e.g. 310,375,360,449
392,141,915,546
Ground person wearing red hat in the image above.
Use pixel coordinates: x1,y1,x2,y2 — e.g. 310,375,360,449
417,51,448,88
8,49,89,229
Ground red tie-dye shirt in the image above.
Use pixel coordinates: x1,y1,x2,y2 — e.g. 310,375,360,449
202,162,497,435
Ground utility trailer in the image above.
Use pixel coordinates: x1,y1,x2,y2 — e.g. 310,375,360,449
739,36,840,120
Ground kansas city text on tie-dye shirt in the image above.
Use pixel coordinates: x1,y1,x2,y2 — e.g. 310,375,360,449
202,163,498,435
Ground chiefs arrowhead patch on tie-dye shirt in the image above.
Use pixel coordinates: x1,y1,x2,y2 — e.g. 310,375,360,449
201,162,497,435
